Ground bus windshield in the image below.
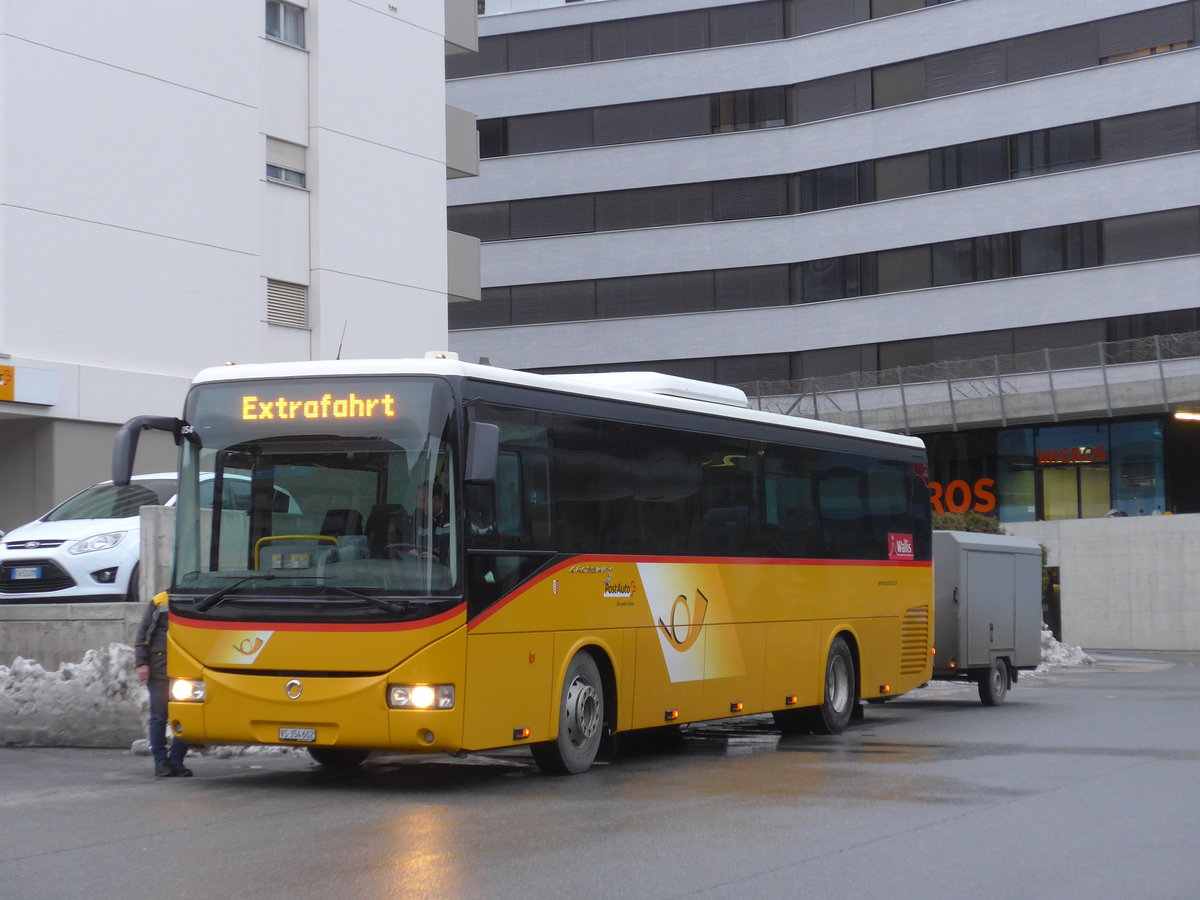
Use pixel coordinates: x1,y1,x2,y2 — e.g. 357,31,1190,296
172,375,459,618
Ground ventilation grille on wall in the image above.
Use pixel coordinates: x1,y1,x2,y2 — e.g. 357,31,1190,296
267,279,308,327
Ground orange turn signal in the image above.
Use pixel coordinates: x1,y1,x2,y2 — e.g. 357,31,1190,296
730,702,744,713
513,727,531,740
664,709,679,722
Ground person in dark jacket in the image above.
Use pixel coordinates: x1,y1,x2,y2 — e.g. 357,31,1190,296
134,592,192,777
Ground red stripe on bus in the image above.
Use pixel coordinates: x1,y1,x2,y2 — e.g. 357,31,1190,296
170,601,466,632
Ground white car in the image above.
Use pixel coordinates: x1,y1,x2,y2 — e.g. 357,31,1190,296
0,473,294,603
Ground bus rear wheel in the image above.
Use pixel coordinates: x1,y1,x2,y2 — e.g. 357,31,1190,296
808,636,857,734
532,652,604,775
308,747,369,769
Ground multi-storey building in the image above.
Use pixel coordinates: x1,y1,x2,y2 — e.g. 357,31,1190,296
447,0,1200,527
0,0,480,529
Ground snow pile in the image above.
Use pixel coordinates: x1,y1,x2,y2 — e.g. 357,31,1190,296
1035,624,1094,672
0,643,146,747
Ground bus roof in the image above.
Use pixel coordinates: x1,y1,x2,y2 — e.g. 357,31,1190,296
192,356,924,451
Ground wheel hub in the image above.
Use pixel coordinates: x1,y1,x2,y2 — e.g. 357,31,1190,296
828,655,850,712
564,676,600,747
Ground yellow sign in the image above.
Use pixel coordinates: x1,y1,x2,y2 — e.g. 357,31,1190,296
241,392,396,421
0,366,13,402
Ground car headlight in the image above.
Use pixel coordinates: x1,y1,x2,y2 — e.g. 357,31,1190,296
69,531,127,555
170,678,206,702
387,684,454,709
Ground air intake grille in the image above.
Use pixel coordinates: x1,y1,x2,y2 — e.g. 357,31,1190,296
267,280,308,327
900,604,931,675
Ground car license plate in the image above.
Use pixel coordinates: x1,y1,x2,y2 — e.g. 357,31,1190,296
12,566,41,580
278,727,317,743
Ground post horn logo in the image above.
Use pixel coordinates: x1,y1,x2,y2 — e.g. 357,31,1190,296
657,589,709,653
285,679,303,700
234,637,264,656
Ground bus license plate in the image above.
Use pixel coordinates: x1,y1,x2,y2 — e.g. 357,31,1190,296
12,566,41,580
278,727,316,743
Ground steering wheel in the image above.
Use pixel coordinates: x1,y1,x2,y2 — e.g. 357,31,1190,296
386,542,443,563
385,542,424,561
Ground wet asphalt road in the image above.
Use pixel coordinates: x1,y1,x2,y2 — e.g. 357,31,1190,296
2,652,1198,900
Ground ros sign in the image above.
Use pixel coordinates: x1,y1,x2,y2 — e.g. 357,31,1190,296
930,477,996,514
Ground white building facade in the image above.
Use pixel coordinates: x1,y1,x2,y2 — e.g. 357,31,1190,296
0,0,479,530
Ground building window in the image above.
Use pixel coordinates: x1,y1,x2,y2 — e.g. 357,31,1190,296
266,1,305,49
1011,124,1098,178
265,138,307,188
266,164,305,187
712,87,787,132
1101,41,1191,64
267,280,308,327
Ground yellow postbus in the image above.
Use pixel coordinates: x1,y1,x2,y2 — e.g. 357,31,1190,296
113,356,932,774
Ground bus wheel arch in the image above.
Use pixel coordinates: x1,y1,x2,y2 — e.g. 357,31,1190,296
774,630,860,735
532,647,607,775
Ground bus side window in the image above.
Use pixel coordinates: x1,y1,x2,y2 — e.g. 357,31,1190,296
494,451,523,535
866,460,910,549
765,452,821,559
818,454,870,560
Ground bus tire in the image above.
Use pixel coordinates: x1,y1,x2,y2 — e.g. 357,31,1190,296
978,658,1009,706
806,636,856,735
532,652,604,775
308,747,369,769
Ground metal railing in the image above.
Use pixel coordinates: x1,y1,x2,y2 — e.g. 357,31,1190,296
739,330,1200,432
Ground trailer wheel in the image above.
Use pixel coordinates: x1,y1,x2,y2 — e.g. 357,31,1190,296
978,658,1009,706
531,651,604,775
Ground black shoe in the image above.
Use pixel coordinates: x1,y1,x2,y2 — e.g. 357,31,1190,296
171,762,193,777
154,762,175,777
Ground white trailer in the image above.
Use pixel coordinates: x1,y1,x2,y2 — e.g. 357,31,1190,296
932,531,1043,705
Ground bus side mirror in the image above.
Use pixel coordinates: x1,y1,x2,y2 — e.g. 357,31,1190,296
112,416,184,486
465,421,500,484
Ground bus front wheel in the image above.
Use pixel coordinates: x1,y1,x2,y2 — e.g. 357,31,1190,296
532,652,604,775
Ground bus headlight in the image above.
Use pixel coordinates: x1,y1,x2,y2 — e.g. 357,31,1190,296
387,684,454,710
170,678,206,702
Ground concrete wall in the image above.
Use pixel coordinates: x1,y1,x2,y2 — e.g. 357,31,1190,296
0,602,144,671
1007,514,1200,651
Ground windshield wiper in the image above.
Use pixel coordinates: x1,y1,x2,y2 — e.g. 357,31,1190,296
194,573,278,612
323,585,411,615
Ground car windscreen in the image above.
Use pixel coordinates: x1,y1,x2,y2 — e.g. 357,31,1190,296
43,480,177,521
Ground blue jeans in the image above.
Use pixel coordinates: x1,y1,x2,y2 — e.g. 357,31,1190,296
148,677,188,766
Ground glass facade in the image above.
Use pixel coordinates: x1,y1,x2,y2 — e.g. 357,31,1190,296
927,418,1171,523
